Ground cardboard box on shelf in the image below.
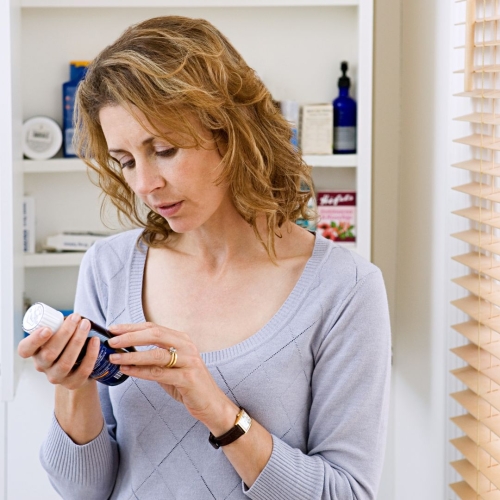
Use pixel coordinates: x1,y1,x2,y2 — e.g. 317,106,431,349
316,191,356,243
300,104,333,155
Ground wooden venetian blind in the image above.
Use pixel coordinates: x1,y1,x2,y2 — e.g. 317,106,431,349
451,1,500,498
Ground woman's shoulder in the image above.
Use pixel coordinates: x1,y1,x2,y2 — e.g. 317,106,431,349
314,234,382,295
82,228,144,275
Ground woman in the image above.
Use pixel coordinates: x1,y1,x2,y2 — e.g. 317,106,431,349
18,16,391,500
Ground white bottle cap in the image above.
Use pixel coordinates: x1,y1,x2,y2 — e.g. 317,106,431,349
279,100,299,125
22,117,63,160
22,302,64,334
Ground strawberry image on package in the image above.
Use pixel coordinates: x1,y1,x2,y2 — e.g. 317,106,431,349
316,191,356,242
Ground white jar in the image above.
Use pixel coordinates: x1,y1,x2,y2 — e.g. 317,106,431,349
22,116,63,160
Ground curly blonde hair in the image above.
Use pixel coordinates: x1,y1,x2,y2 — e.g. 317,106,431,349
75,15,314,258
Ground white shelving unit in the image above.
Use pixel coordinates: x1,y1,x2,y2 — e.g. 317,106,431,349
2,0,373,401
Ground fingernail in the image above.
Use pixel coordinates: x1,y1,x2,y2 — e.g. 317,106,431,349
79,319,90,330
109,354,121,362
108,337,118,346
108,324,118,331
40,328,50,339
69,313,80,323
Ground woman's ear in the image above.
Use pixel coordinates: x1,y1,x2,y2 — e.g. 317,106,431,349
215,133,228,158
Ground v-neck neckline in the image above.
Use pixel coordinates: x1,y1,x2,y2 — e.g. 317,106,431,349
127,232,330,366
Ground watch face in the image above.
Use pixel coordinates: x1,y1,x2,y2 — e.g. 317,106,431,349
236,411,252,433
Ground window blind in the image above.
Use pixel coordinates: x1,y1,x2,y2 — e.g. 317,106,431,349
451,0,500,498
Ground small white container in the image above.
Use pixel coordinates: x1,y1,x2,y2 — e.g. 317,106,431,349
22,116,63,160
22,302,64,335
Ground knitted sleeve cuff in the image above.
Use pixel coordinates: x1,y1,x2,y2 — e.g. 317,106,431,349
242,435,324,499
40,413,116,486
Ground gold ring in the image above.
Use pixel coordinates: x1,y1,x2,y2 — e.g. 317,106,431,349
165,347,177,368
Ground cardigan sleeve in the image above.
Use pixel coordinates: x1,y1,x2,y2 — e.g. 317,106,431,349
244,269,391,500
39,245,119,499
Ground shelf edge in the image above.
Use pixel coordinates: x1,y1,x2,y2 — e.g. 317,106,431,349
24,252,85,268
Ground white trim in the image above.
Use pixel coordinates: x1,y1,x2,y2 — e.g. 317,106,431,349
24,156,357,173
0,0,24,404
24,252,85,268
23,158,87,173
303,154,357,167
356,0,373,261
21,0,358,7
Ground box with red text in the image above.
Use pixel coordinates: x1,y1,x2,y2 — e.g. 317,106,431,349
316,191,356,242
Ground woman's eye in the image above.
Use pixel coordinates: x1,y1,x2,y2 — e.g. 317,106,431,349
156,148,177,158
121,159,135,169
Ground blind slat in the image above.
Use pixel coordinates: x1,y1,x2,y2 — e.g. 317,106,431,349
452,389,498,421
452,321,500,358
452,366,500,412
453,274,500,307
454,89,500,98
453,252,500,281
452,414,500,449
451,344,500,385
454,135,500,151
452,230,500,255
453,207,500,228
451,435,500,490
455,113,500,125
452,297,500,334
451,458,498,496
450,481,500,500
454,182,500,203
452,159,500,177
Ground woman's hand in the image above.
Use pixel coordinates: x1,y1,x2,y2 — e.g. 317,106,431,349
107,322,238,432
17,314,101,391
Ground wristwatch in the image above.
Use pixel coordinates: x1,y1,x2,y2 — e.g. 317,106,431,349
209,407,252,449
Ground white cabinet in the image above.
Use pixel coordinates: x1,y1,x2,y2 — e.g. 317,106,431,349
2,0,373,400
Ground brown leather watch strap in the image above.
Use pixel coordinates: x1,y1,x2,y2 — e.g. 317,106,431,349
208,408,251,449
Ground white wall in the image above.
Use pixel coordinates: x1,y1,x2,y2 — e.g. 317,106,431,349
391,0,451,498
371,0,400,497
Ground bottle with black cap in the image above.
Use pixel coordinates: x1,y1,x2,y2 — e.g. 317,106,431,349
22,302,135,386
333,61,357,154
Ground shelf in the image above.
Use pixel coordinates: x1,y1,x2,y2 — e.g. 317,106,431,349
21,0,359,7
23,159,87,173
24,252,85,268
303,154,357,167
24,155,357,172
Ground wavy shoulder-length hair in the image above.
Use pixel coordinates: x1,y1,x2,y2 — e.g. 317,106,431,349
75,15,315,258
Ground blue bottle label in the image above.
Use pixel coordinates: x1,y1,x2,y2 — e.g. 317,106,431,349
86,328,127,386
90,342,126,385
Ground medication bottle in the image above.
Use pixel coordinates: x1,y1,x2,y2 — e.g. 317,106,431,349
279,100,300,148
295,182,318,232
333,61,357,154
22,302,135,386
63,61,90,157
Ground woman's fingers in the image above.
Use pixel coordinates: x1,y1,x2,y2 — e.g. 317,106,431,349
41,319,91,379
108,322,155,334
63,337,101,389
27,314,81,371
109,346,193,368
18,327,54,358
107,323,189,350
119,363,186,384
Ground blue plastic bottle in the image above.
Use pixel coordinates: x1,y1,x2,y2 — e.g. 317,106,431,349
333,61,357,154
63,61,89,157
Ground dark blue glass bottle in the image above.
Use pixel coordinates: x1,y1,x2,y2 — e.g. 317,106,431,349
63,61,89,157
333,61,357,154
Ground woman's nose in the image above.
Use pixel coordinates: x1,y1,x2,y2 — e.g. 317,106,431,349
132,159,165,196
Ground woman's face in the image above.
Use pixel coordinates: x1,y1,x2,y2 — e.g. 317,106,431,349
100,105,232,234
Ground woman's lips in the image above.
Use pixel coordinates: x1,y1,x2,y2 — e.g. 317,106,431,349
157,201,183,217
